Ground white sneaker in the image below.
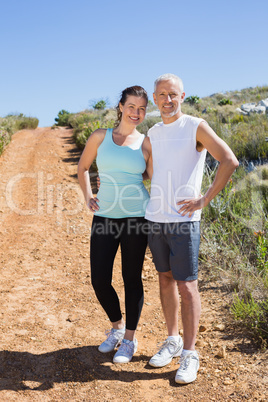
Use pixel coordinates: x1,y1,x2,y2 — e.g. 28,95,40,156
98,328,125,353
149,336,183,367
175,352,199,384
113,338,138,363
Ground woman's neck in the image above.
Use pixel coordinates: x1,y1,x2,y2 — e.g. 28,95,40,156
114,122,139,137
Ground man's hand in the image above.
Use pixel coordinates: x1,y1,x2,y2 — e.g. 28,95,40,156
88,197,99,213
177,196,208,218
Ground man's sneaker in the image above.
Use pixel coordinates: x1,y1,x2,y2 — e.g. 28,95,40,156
149,336,183,367
98,328,125,353
175,352,199,384
113,338,138,363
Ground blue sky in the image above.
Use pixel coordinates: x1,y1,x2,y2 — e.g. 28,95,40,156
1,0,267,127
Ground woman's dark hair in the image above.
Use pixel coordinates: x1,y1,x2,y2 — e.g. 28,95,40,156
115,85,148,127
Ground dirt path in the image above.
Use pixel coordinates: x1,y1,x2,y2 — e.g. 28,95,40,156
0,127,267,401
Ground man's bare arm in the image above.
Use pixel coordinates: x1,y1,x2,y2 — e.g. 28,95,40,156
177,122,239,217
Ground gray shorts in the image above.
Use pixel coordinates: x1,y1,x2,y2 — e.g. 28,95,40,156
148,221,200,281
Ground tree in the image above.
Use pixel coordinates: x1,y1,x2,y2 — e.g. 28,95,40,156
55,110,71,126
92,99,106,110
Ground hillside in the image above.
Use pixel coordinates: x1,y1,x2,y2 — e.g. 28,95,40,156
53,86,268,163
0,127,267,401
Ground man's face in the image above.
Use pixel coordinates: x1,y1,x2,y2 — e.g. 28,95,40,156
153,79,185,123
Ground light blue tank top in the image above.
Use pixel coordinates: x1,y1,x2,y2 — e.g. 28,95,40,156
94,128,149,218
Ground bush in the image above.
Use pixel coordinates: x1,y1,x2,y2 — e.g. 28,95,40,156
0,114,39,155
75,121,101,150
185,95,200,105
93,100,106,110
262,168,268,180
218,98,233,106
68,112,96,130
229,115,268,160
55,110,71,126
231,292,268,346
137,116,162,135
0,129,11,155
200,163,268,345
15,117,39,130
230,114,244,124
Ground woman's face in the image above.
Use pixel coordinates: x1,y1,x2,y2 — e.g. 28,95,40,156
119,95,147,126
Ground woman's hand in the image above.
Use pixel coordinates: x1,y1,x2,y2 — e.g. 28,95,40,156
88,197,99,213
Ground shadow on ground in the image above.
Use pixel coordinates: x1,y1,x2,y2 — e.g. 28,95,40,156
0,346,178,391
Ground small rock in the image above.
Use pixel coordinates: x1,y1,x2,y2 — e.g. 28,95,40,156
213,324,225,331
195,339,206,347
199,325,207,332
66,314,79,322
223,378,233,385
215,346,227,359
179,329,183,335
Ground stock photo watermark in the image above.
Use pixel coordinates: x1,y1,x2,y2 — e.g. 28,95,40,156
5,171,84,226
4,169,267,235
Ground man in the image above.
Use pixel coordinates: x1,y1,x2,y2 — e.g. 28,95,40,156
145,73,239,384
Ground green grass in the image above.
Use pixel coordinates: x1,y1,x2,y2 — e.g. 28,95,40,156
200,164,268,346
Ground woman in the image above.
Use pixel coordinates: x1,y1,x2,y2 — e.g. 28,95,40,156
77,86,152,363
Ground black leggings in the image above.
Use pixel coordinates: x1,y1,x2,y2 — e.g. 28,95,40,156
90,215,148,331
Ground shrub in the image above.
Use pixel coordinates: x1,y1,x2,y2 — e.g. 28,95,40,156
231,292,268,346
230,114,244,124
218,98,233,106
75,121,101,149
68,112,96,130
15,117,39,130
137,116,162,135
0,114,39,155
200,163,268,345
55,110,71,126
0,129,11,155
262,168,268,180
185,95,200,105
93,100,106,110
229,115,268,160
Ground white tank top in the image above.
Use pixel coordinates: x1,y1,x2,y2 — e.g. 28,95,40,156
145,114,207,223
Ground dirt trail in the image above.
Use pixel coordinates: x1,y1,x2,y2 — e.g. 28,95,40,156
0,127,267,401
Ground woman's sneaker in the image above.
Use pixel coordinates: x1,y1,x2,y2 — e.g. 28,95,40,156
149,336,183,367
113,338,138,363
98,328,125,353
175,352,199,384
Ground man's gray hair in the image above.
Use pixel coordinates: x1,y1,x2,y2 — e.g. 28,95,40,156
154,73,184,93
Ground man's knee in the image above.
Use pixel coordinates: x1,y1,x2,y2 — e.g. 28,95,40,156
177,280,199,302
159,271,176,289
